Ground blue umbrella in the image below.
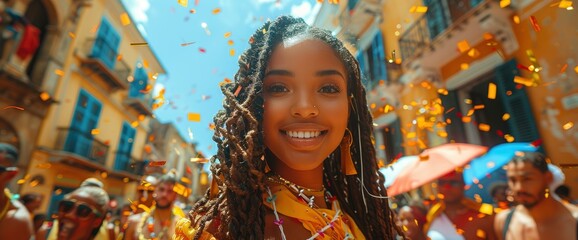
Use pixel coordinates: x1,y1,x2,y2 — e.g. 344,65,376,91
463,142,539,186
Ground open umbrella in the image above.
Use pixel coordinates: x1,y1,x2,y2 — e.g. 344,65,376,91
462,142,538,186
386,143,487,197
379,156,419,187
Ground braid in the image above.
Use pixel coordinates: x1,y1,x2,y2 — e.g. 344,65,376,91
188,15,402,239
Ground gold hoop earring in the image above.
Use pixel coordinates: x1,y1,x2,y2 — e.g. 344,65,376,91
341,128,357,175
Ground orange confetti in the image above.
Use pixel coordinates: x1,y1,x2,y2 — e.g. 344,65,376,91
120,13,131,26
224,32,232,38
209,123,216,130
117,54,123,61
91,129,100,135
149,161,167,166
229,49,235,56
504,134,515,142
234,86,242,96
530,16,541,32
467,48,480,58
502,113,510,121
212,8,221,14
409,6,428,13
460,63,469,70
513,15,520,24
227,40,234,46
462,116,472,123
445,107,455,114
139,85,153,94
574,65,578,74
478,123,491,132
488,83,497,99
55,69,65,76
437,88,449,95
560,64,568,73
563,122,574,130
437,131,448,138
457,40,470,53
177,0,188,7
131,121,139,127
466,109,475,117
499,0,510,8
559,0,573,8
68,32,76,39
2,106,24,111
474,105,485,110
138,114,146,121
419,154,429,161
188,112,201,122
40,92,51,101
513,76,535,87
219,78,232,86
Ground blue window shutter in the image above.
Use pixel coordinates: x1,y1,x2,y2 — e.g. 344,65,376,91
372,32,387,82
440,90,467,143
130,65,148,98
65,89,102,157
92,17,121,69
424,0,448,39
495,59,540,142
115,122,136,171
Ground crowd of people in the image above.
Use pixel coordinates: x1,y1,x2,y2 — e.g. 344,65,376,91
1,15,577,239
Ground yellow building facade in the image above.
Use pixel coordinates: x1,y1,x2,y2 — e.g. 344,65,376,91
5,0,167,217
372,0,578,199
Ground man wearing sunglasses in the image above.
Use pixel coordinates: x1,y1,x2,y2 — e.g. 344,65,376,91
54,186,109,240
424,171,497,240
0,143,34,240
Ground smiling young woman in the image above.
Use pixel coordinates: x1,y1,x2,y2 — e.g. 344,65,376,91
174,16,402,240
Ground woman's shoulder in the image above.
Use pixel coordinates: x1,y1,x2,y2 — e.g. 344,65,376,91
174,215,217,240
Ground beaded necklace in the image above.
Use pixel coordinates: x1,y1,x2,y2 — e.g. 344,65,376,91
265,176,353,239
136,206,174,240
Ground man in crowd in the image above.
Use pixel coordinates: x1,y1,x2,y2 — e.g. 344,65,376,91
54,186,109,240
0,143,34,239
125,173,184,240
489,182,511,212
494,152,578,240
20,193,43,215
425,171,496,240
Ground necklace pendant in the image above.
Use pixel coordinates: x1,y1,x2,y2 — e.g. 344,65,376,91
308,196,315,208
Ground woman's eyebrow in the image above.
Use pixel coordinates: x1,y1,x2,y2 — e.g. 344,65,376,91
316,69,345,79
265,69,293,77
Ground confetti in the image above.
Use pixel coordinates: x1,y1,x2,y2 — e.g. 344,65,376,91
229,49,235,56
131,121,139,127
139,85,153,94
55,69,65,76
177,0,188,7
189,9,196,13
444,107,455,114
227,39,234,46
563,122,574,130
502,113,510,121
499,0,510,8
409,6,428,13
117,54,123,61
462,116,472,123
467,48,480,58
574,66,578,74
224,32,232,38
529,16,541,32
460,63,469,70
212,8,221,14
180,41,195,47
68,32,76,39
474,105,485,110
188,112,201,122
457,40,470,53
437,131,448,137
478,123,491,132
130,42,148,46
559,0,573,8
234,86,242,96
90,24,99,33
437,88,448,95
120,13,131,26
2,106,24,111
513,76,535,87
209,123,215,130
513,15,520,24
560,64,568,73
487,83,497,99
190,158,209,163
149,161,167,166
219,78,232,86
504,134,515,142
199,47,206,53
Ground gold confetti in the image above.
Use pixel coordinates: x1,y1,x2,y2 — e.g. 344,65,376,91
457,40,470,53
131,121,139,127
224,32,232,38
502,113,510,120
437,131,448,138
55,69,65,76
437,88,448,95
513,15,520,24
219,78,232,86
559,0,573,8
384,105,394,113
91,129,100,135
68,32,76,39
143,60,149,69
409,6,428,13
513,76,535,87
120,13,131,26
464,99,472,104
574,65,578,74
123,178,129,183
177,0,188,7
499,0,510,8
477,229,487,238
563,122,574,130
474,105,485,110
467,48,480,58
406,132,416,138
478,123,491,132
467,109,475,116
227,39,234,45
212,8,221,14
488,83,497,99
188,112,201,122
504,134,515,142
460,63,469,70
462,116,472,123
40,92,50,101
229,49,235,56
101,171,108,179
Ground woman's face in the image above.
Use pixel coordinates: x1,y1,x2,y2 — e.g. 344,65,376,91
263,37,349,171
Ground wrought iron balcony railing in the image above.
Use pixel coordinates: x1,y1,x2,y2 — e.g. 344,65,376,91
79,38,131,90
55,127,109,165
114,151,147,176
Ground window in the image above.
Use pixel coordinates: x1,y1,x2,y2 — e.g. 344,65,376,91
91,17,121,69
115,122,136,171
381,119,404,163
129,63,148,99
367,32,387,86
347,0,359,11
65,89,102,158
424,0,449,40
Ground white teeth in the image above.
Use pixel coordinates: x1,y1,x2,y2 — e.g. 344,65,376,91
286,131,321,139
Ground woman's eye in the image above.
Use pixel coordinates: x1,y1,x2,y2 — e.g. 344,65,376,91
319,84,341,94
267,84,288,93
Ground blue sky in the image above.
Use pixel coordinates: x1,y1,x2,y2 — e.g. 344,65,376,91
122,0,319,157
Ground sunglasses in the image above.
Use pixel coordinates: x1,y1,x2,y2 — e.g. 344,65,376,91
0,166,17,172
58,199,101,219
438,180,463,187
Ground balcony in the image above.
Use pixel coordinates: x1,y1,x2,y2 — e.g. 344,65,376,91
125,90,154,116
114,152,147,176
55,127,109,166
79,38,131,90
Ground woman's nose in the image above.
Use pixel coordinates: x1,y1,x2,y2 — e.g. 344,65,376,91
291,100,319,118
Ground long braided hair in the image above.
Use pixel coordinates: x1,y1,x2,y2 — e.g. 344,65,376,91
188,16,401,239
